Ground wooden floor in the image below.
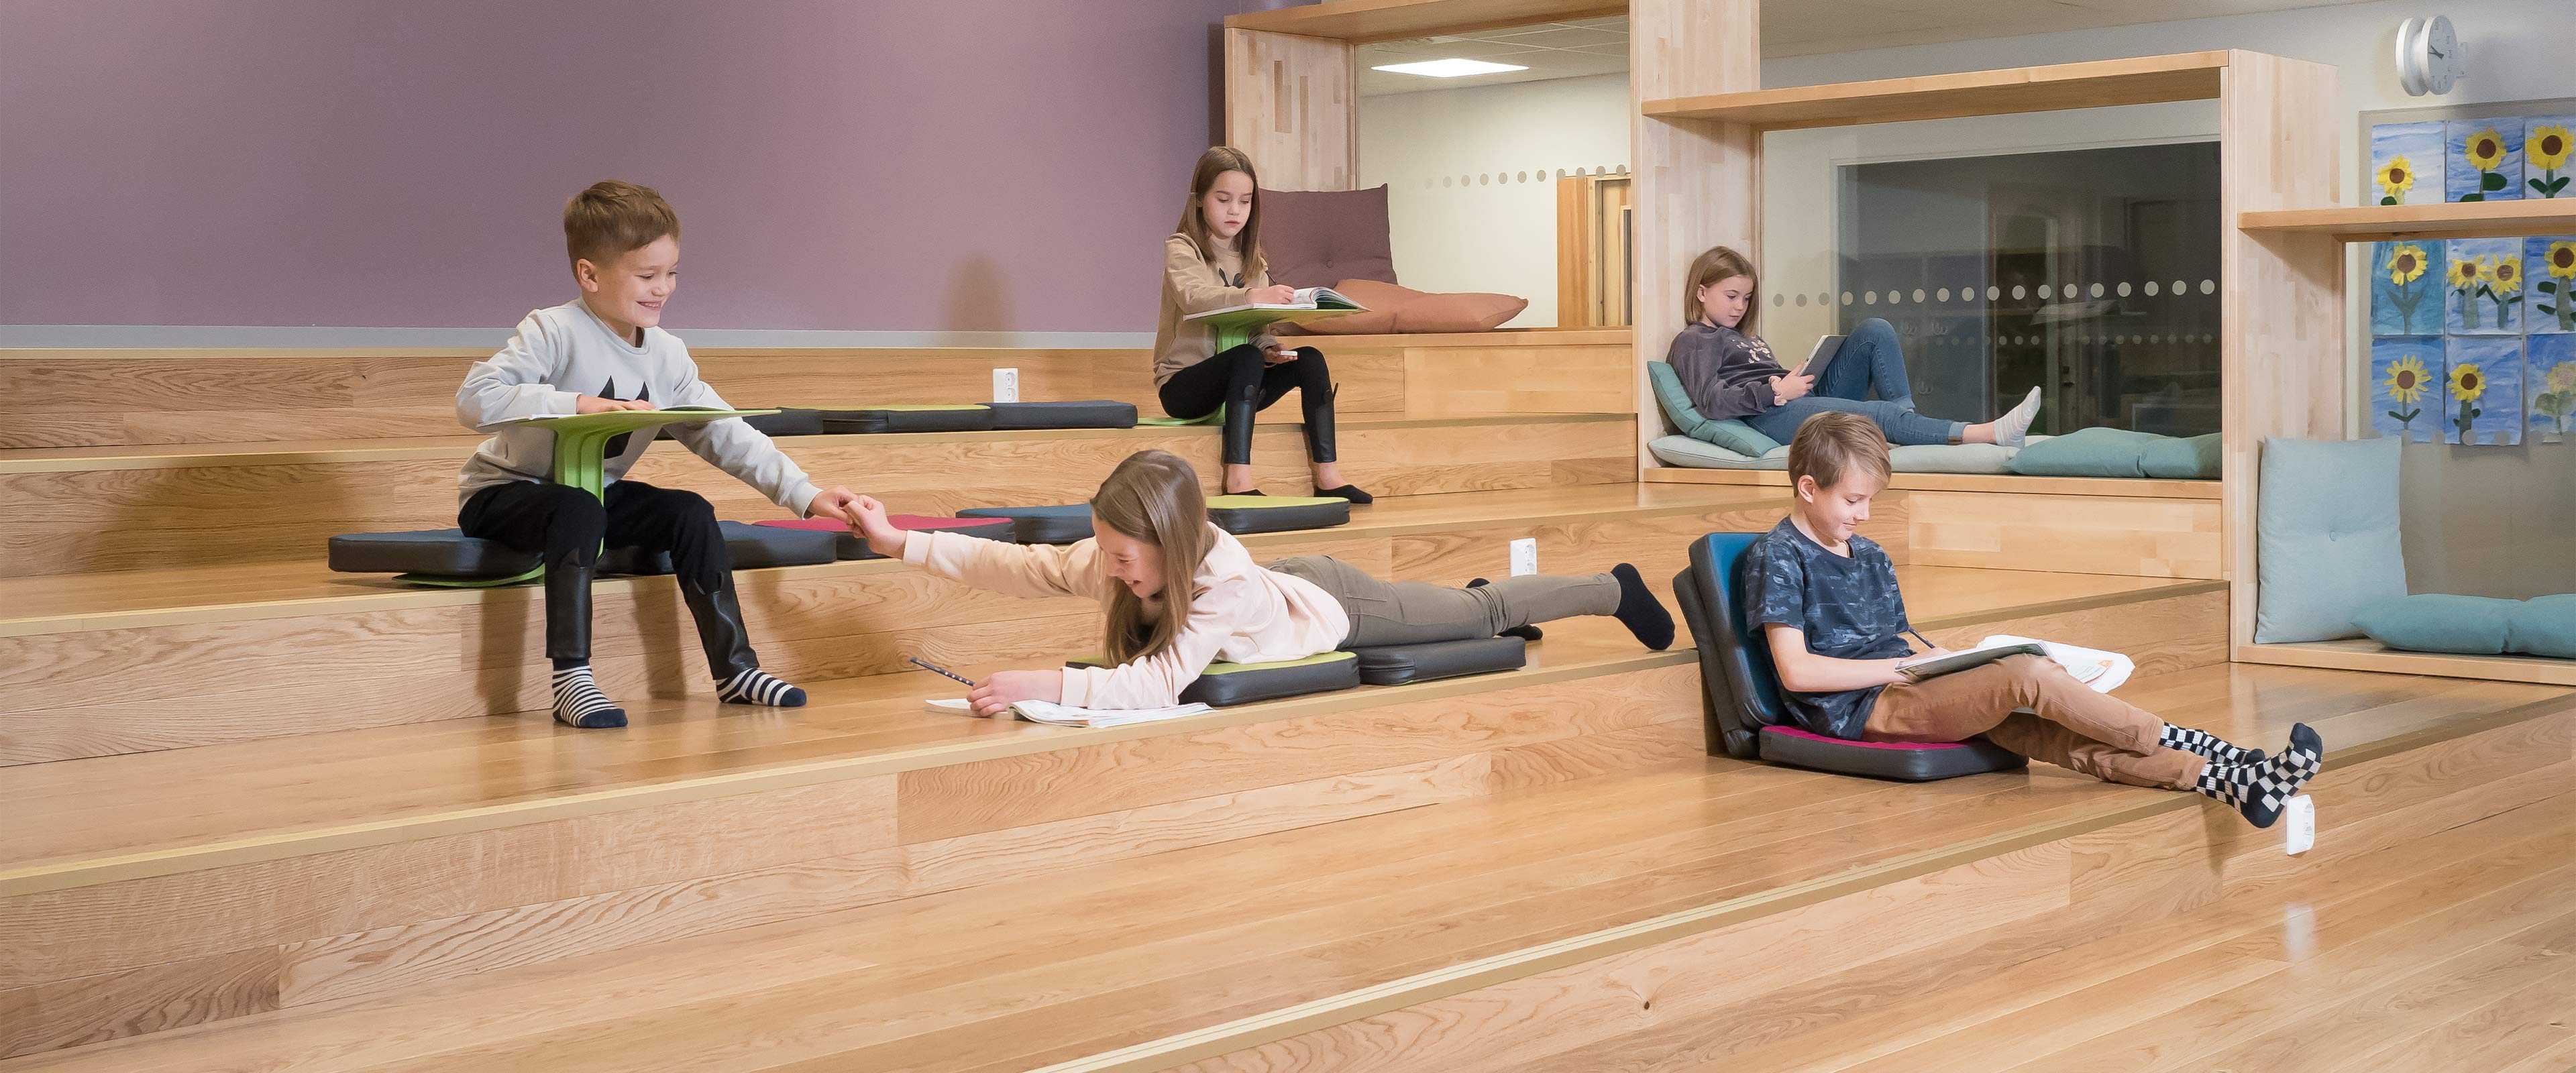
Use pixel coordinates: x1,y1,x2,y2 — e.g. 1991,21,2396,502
9,661,2566,1072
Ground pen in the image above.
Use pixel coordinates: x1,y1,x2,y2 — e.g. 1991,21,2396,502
907,657,979,689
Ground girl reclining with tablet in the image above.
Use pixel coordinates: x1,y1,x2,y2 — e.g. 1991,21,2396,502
846,450,1676,713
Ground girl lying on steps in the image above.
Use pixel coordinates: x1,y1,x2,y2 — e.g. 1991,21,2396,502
847,449,1677,714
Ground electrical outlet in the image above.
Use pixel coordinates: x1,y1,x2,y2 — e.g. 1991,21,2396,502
1509,538,1537,577
2284,795,2315,855
992,368,1020,403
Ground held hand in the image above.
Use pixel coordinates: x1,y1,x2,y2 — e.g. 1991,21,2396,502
1768,373,1815,405
575,394,659,414
1250,284,1297,305
804,486,862,525
967,669,1063,717
849,495,904,557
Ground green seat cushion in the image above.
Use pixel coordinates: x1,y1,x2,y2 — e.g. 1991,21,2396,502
2008,427,2220,479
2353,594,2520,655
2255,437,2406,643
1647,362,1781,457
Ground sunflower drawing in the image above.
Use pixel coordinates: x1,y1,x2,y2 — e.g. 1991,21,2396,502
2461,128,2511,201
2453,256,2491,329
2377,155,2416,205
2382,243,2431,331
2451,361,2487,442
2383,353,2430,436
2542,240,2576,331
2536,361,2576,436
2482,256,2524,328
2532,124,2571,198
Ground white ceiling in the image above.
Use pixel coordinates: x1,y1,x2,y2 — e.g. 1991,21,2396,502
1356,0,2385,96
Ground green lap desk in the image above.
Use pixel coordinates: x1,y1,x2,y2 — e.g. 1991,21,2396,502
1067,650,1362,707
1142,305,1360,427
818,404,995,434
1205,494,1350,535
375,408,773,587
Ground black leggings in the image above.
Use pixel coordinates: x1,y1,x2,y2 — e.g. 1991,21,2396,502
1157,343,1338,467
460,478,754,676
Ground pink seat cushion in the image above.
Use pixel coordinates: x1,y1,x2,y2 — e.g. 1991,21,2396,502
1760,725,1975,750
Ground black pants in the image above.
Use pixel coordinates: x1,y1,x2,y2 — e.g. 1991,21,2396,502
1157,343,1338,467
460,479,758,679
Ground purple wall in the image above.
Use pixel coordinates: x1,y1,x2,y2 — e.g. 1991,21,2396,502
0,1,1245,333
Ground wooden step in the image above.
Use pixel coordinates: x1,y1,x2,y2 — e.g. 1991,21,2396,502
1,484,1790,763
11,662,2559,1068
0,412,1638,577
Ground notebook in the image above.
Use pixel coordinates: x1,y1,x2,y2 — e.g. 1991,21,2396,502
1895,634,2133,693
1796,335,1844,379
1185,286,1366,320
924,697,1214,728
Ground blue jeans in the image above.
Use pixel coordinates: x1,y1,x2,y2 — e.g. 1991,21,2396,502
1746,318,1965,447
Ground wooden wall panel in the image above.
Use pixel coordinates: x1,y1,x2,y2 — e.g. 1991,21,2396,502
1224,29,1357,191
1907,490,2223,579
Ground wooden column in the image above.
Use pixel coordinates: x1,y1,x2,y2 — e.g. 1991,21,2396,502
1629,0,1760,473
2216,50,2345,651
1224,28,1358,190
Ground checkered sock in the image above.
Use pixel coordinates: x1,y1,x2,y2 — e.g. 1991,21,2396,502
718,667,807,708
2195,722,2324,828
550,665,627,729
2159,723,2266,766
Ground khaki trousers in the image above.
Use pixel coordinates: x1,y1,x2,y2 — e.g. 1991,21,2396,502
1864,655,2204,789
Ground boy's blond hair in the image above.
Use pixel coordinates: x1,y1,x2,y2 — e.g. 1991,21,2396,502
1786,412,1892,491
564,180,680,270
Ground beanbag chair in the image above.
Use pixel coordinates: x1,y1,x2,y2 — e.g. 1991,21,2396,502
957,504,1095,545
2255,437,2405,643
987,400,1138,431
1205,494,1351,535
819,404,996,434
741,408,825,437
327,530,538,578
755,515,1018,560
1065,650,1364,707
599,520,839,575
1350,636,1526,685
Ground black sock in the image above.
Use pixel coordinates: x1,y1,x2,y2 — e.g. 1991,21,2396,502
549,665,627,729
718,667,807,708
2194,723,2324,828
1316,484,1374,504
1468,578,1542,641
2158,723,2267,766
1609,563,1675,651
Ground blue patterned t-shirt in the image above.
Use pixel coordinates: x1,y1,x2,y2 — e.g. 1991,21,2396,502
1740,517,1915,739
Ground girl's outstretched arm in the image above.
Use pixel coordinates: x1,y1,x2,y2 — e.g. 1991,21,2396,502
853,498,1105,601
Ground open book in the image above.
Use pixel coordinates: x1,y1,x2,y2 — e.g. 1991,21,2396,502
1183,286,1366,321
924,697,1213,729
1895,634,2133,693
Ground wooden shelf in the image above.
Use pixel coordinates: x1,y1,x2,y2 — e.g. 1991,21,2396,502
2236,199,2576,242
1641,50,2231,129
1224,0,1621,42
2235,639,2576,687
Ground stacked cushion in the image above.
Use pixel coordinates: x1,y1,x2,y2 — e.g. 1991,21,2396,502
2007,427,2221,479
1204,494,1351,535
957,504,1095,545
328,530,538,578
986,400,1137,431
2255,437,2406,643
1350,636,1525,685
1066,650,1364,707
819,405,995,434
2351,593,2576,657
753,515,1017,560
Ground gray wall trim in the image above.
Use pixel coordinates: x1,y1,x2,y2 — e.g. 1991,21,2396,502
0,325,1157,349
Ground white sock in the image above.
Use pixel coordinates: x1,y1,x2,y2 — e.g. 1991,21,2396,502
1992,387,2043,447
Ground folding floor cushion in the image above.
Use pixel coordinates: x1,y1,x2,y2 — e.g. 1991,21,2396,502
986,400,1138,431
957,504,1095,545
1350,636,1526,686
1182,651,1362,706
327,529,539,578
1205,494,1352,535
741,408,825,437
818,404,996,434
598,521,841,575
754,515,1018,559
1674,532,2027,781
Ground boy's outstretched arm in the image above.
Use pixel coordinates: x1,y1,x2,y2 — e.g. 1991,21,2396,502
1762,623,1919,693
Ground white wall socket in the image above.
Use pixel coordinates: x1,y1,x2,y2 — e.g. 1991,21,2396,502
1509,538,1537,577
2283,795,2315,856
992,368,1020,403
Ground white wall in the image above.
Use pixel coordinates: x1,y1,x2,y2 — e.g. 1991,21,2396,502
1358,74,1633,327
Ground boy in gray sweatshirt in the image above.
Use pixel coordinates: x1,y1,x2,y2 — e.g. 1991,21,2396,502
455,180,865,728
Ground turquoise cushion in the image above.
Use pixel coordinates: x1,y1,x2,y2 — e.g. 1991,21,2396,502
1647,362,1780,457
2507,594,2576,658
2141,433,2222,479
2255,437,2406,643
1649,435,1790,469
2352,594,2516,655
2008,427,2220,479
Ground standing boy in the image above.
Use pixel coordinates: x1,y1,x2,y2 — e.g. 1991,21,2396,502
456,180,865,728
1743,412,2324,827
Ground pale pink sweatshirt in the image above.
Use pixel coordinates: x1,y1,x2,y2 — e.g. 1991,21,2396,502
902,524,1350,709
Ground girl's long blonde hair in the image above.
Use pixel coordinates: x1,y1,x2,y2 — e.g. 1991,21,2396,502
1091,450,1217,665
1173,146,1268,280
1684,245,1761,336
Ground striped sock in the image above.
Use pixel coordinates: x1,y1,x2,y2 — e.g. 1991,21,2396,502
2194,723,2324,828
549,665,627,729
718,667,808,708
2158,723,2266,766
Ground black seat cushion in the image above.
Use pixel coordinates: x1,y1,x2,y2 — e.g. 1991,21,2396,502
1205,494,1352,535
741,408,824,437
599,521,840,575
957,504,1095,545
1350,636,1525,685
1674,532,2026,781
1065,651,1362,708
327,529,538,577
818,405,996,434
755,515,1021,560
987,400,1138,431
